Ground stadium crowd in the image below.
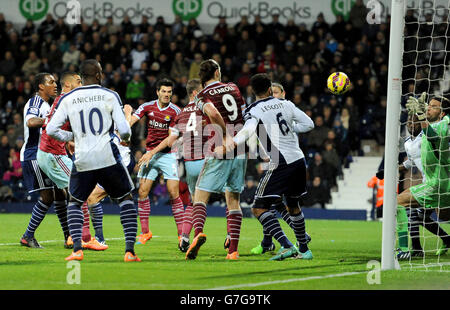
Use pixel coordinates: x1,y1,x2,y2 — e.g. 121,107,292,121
2,2,439,208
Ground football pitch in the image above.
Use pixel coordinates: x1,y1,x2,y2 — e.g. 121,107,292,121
1,213,449,290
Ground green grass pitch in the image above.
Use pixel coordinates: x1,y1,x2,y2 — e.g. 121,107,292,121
0,213,449,290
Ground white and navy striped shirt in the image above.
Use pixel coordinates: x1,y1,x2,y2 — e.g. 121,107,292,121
47,84,131,172
20,94,50,161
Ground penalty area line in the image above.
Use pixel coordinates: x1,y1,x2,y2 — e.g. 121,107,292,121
208,271,367,290
0,236,162,246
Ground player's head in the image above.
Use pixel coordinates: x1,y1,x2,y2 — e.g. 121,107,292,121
156,78,174,105
186,78,202,101
427,96,450,122
407,114,421,137
80,59,102,85
250,73,272,98
271,82,285,99
34,72,57,100
60,71,82,93
199,59,221,87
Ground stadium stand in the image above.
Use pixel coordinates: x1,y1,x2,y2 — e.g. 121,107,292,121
0,10,445,211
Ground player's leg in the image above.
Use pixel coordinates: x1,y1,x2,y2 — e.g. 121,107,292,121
64,167,98,261
222,157,247,259
167,179,185,239
37,151,73,248
178,179,193,252
285,158,312,259
224,190,242,259
79,185,109,251
53,188,71,247
20,160,55,248
419,208,450,255
160,153,185,240
252,198,297,261
98,162,139,262
397,187,426,259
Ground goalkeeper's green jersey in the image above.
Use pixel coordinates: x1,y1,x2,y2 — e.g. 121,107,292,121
421,114,450,188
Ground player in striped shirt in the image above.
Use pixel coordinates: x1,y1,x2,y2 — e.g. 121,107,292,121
125,78,185,245
141,79,207,252
19,73,70,249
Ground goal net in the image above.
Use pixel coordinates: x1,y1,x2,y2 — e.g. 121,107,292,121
387,0,450,271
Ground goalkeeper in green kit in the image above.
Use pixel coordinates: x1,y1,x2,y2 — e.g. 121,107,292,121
397,92,450,256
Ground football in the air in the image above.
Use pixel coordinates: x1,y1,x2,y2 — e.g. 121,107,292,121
327,72,351,95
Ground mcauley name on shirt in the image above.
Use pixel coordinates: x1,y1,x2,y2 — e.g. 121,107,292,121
72,95,106,104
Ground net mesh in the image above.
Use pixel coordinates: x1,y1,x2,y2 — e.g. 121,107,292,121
397,0,450,270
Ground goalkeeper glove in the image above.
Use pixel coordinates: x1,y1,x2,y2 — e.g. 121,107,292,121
406,92,427,120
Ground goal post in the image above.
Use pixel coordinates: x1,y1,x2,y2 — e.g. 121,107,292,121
381,0,405,271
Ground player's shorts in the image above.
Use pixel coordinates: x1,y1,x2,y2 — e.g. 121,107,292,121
69,161,134,203
410,182,450,209
36,149,72,189
195,155,247,194
21,159,55,193
138,152,179,181
185,159,205,195
96,156,135,191
255,157,307,200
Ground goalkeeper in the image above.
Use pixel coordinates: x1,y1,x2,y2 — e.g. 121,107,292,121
399,93,450,256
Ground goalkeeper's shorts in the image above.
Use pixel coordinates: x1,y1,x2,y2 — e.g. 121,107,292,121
410,182,450,209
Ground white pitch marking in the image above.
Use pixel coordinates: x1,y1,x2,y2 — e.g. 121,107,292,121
208,271,367,290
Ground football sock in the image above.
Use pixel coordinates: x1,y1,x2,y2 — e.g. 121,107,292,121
192,202,207,237
396,205,409,251
119,200,138,255
257,211,292,249
138,197,150,234
260,209,276,247
67,202,84,252
408,209,423,250
54,200,70,239
227,209,242,254
81,202,91,242
89,203,104,242
182,203,193,239
170,196,185,236
24,199,51,238
421,214,450,245
290,212,309,253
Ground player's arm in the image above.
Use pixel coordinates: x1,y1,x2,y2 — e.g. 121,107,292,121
27,117,46,128
47,101,73,142
214,115,258,155
112,100,132,143
289,101,314,133
124,104,141,127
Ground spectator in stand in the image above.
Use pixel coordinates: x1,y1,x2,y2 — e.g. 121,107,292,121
303,176,330,208
130,42,149,71
214,16,228,40
235,63,252,91
21,51,41,77
306,115,330,151
0,51,17,78
349,0,368,34
2,148,22,182
126,73,145,106
308,152,334,189
189,53,203,80
0,135,10,177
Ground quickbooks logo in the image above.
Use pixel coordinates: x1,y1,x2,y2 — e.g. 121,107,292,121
331,0,356,21
19,0,49,21
173,0,202,21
